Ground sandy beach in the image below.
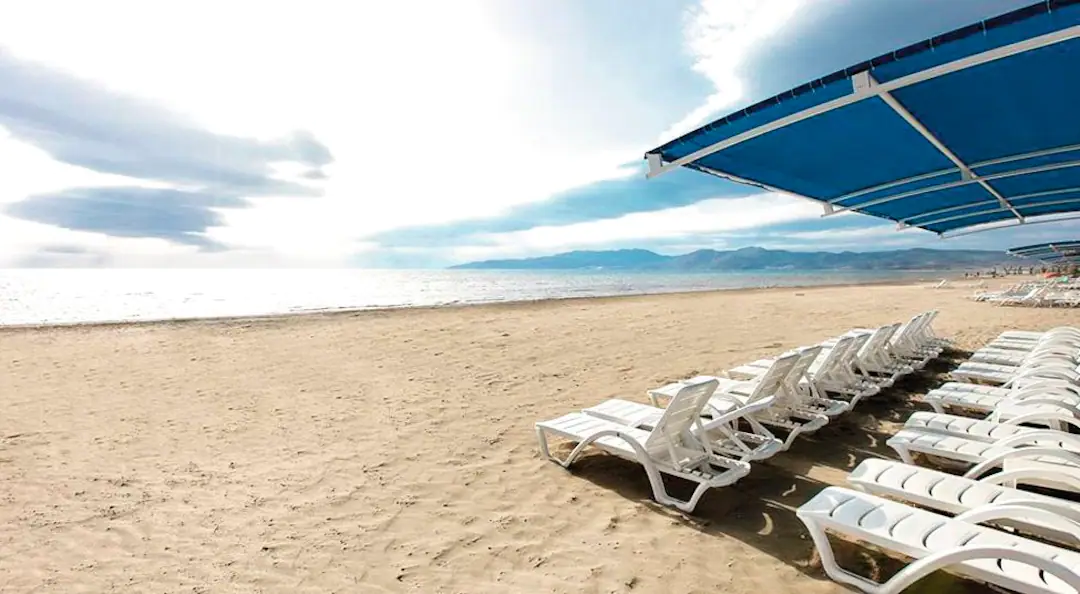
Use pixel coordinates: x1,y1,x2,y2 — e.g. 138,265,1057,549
2,278,1076,593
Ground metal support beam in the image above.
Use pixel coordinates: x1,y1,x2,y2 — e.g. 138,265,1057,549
688,164,836,214
832,142,1080,205
646,24,1080,179
825,158,1080,216
942,213,1080,239
917,197,1080,229
862,72,1024,222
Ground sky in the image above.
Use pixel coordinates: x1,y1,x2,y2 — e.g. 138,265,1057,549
0,0,1076,268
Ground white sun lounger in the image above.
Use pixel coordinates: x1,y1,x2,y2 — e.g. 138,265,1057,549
853,323,915,380
651,353,826,450
812,335,883,403
970,343,1080,366
825,325,908,387
798,486,1080,594
981,329,1080,353
728,335,879,406
913,310,950,350
996,327,1080,343
726,345,851,417
951,359,1080,385
535,378,751,512
581,357,795,462
775,345,851,418
923,380,1080,414
848,458,1080,547
854,312,941,369
903,410,1080,443
885,426,1080,492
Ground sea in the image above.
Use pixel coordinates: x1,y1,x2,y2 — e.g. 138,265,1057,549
0,268,950,327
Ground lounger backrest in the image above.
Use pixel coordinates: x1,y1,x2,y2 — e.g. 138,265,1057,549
838,333,870,372
644,378,718,456
811,335,853,378
859,324,898,360
888,319,913,348
785,345,822,385
779,345,822,403
740,351,801,405
906,312,930,343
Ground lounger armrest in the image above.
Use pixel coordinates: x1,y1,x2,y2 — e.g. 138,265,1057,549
881,546,1080,594
1007,379,1080,397
963,446,1080,480
956,503,1080,544
700,395,776,431
999,409,1080,431
993,429,1080,450
978,467,1080,492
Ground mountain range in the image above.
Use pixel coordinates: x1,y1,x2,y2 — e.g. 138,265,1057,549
451,247,1028,271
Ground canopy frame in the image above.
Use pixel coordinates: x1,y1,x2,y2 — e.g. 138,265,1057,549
1007,240,1080,263
646,24,1080,183
644,5,1080,237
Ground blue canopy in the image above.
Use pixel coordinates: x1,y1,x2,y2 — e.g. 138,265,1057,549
645,1,1080,238
1008,240,1080,262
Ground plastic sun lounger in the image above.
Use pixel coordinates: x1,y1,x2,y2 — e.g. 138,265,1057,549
774,345,851,419
885,427,1080,492
903,410,1080,444
797,486,1080,594
913,310,950,350
951,359,1080,386
535,378,750,512
890,312,943,365
997,327,1080,343
581,356,797,463
853,312,940,369
825,325,908,387
854,323,915,380
982,330,1080,352
847,458,1080,544
651,353,825,451
728,336,877,406
970,341,1080,366
707,354,829,450
923,380,1080,412
811,335,882,404
815,332,889,396
921,382,1080,430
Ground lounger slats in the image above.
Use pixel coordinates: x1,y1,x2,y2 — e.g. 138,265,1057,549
799,487,1080,594
905,411,1030,442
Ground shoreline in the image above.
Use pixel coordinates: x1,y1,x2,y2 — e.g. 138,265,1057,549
0,273,975,332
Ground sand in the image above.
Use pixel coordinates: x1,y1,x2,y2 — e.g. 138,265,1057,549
2,277,1077,593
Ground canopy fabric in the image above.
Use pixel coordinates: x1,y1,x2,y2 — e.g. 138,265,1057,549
645,1,1080,238
1008,240,1080,263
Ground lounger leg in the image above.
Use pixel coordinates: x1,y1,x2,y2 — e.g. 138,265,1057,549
802,519,884,593
535,426,592,469
536,426,553,461
682,481,712,513
781,426,804,451
890,442,914,465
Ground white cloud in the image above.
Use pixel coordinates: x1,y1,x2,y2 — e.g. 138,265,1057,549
661,0,805,142
0,1,642,264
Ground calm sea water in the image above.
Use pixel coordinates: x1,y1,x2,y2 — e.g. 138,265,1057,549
0,268,947,327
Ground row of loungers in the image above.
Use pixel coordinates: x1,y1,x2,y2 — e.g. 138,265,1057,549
975,281,1080,307
534,310,943,512
800,326,1080,593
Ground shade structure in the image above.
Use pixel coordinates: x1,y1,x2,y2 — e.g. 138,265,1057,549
645,1,1080,238
1007,240,1080,263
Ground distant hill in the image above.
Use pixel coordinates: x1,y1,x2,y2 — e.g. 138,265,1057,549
450,247,1028,271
